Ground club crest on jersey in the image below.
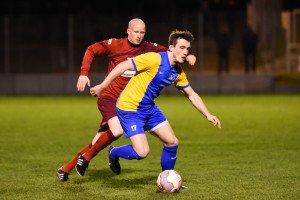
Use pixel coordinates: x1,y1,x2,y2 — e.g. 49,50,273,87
168,74,176,81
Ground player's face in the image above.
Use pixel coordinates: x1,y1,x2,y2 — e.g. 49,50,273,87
171,39,191,64
127,23,146,45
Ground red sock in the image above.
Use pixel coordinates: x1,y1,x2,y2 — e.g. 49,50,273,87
62,143,92,173
83,130,116,161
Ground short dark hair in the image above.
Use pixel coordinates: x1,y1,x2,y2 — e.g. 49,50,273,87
168,30,194,46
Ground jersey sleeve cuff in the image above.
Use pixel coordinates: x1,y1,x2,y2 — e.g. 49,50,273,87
131,59,138,72
176,84,190,89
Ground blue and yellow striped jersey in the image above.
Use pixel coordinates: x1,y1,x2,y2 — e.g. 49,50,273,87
116,52,190,111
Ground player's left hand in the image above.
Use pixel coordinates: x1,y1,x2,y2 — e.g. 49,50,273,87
186,54,196,66
77,75,90,92
90,84,104,97
207,114,221,129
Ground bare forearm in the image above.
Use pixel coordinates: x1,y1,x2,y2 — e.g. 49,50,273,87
100,62,129,88
90,60,133,96
188,91,210,117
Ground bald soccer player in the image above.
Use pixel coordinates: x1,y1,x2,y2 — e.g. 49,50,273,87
57,18,196,181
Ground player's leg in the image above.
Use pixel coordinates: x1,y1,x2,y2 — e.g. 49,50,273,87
58,127,108,181
108,134,148,175
57,142,93,181
110,134,149,159
82,116,122,161
88,96,123,157
60,143,93,173
108,108,148,174
58,128,106,180
75,96,122,176
76,122,121,177
151,122,179,171
147,106,179,171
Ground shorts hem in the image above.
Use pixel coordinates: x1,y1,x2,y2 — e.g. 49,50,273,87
149,120,168,132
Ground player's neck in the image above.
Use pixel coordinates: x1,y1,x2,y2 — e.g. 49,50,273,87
167,52,176,66
127,39,142,48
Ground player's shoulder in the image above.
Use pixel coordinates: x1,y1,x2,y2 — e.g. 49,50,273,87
140,52,160,59
142,40,160,47
142,52,162,66
103,38,126,45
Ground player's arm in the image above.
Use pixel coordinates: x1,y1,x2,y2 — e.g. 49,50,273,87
77,75,90,92
77,41,110,92
179,86,221,128
90,60,134,96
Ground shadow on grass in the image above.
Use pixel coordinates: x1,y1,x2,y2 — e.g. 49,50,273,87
56,168,185,198
73,168,157,190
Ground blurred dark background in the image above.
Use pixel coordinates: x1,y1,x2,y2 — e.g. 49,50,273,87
0,0,300,95
0,0,299,74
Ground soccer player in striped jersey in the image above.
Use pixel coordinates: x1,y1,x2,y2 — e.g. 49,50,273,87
57,19,196,181
90,30,221,175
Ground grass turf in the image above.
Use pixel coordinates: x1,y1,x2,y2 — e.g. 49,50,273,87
0,95,299,200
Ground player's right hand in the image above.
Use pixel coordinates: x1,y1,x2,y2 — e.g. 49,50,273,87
77,75,90,92
90,84,104,97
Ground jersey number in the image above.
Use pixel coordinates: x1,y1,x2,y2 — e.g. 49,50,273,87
131,125,137,131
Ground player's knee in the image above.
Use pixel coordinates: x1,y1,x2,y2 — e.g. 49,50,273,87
135,149,150,159
174,137,179,146
110,127,123,138
166,136,179,146
111,130,123,138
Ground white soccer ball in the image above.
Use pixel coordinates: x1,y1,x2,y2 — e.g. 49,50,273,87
157,170,182,192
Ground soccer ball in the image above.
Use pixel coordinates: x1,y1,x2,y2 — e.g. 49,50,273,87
157,170,182,192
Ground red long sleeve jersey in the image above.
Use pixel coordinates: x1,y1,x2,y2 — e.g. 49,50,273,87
80,38,167,99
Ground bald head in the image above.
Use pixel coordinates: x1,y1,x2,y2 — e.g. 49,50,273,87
127,18,146,45
128,18,145,29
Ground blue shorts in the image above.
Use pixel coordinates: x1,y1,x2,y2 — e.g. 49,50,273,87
116,105,167,138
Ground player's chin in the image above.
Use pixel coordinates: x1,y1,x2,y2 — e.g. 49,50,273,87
179,58,186,63
133,40,141,45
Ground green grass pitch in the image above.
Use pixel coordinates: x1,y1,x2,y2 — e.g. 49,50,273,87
0,95,299,200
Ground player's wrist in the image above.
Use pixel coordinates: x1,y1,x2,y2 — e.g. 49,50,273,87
204,113,211,118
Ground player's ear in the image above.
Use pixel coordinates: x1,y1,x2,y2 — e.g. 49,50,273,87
169,45,175,51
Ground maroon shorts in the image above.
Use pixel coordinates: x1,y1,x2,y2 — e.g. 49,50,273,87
97,95,117,132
